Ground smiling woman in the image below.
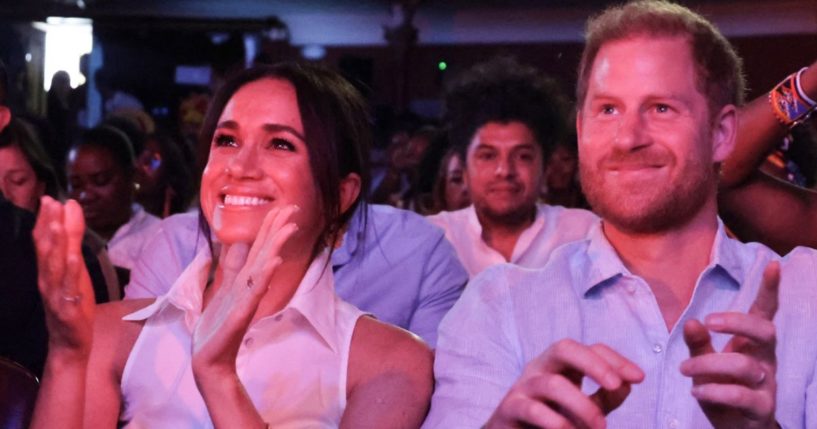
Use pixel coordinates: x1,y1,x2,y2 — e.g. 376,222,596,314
30,63,433,429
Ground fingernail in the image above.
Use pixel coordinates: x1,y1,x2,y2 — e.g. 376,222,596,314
705,315,724,329
691,385,703,397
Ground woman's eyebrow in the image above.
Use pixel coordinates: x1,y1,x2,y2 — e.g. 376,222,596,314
262,123,306,142
215,120,306,142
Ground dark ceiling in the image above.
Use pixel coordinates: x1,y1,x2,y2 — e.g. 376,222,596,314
0,0,759,21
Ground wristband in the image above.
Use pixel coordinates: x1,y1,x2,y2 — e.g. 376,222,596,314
769,67,817,128
795,67,816,106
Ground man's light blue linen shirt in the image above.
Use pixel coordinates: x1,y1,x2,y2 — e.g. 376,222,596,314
125,204,467,346
424,221,817,428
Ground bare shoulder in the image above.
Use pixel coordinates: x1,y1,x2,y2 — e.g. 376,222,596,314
342,316,433,428
350,316,433,376
92,299,154,380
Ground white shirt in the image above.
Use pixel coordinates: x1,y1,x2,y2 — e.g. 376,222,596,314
426,204,598,278
119,249,364,428
107,204,161,271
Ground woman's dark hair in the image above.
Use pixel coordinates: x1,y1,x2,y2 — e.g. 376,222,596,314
0,118,61,200
197,62,371,258
72,125,136,178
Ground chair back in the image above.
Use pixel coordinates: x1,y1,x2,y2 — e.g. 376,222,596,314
0,357,39,429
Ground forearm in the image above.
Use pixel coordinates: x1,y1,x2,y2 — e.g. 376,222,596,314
722,61,817,188
719,170,817,254
195,370,266,429
30,351,89,429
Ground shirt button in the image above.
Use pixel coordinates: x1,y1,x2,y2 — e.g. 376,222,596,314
625,284,636,294
244,337,254,347
652,343,663,353
669,418,679,428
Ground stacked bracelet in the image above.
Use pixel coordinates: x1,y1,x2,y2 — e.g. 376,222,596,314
769,67,817,128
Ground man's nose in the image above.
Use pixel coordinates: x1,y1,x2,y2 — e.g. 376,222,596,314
613,111,650,151
494,155,517,177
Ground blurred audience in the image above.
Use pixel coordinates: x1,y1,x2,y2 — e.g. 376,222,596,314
371,122,438,209
0,119,57,213
540,136,588,209
46,71,73,161
429,147,470,214
66,125,160,285
133,132,195,217
0,63,114,379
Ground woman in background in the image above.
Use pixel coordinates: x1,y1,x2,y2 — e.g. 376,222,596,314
429,147,470,214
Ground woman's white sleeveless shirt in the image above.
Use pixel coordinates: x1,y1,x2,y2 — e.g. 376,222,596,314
119,249,364,428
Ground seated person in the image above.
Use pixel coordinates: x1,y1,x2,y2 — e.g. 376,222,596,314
133,132,195,218
540,136,589,209
0,117,118,297
125,200,467,347
0,114,115,378
425,2,817,428
66,125,161,284
30,63,432,428
427,57,597,278
428,147,470,214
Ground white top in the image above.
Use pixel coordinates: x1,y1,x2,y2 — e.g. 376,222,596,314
107,204,161,271
119,249,365,428
426,204,598,278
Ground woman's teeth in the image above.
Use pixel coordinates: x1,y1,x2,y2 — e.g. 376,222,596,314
223,195,272,207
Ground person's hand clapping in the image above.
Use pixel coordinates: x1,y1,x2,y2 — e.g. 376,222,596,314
486,339,644,429
32,196,94,362
681,261,781,429
191,205,299,379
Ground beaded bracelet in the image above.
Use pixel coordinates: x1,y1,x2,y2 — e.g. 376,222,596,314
769,67,817,128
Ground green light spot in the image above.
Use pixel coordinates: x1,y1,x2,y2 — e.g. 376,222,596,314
438,61,447,71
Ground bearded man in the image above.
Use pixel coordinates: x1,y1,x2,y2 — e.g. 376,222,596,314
424,2,817,428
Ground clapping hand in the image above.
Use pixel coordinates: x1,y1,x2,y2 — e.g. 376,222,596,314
486,339,644,429
191,205,299,378
32,196,94,362
681,261,780,429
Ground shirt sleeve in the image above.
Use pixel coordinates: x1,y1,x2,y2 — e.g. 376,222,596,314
407,230,467,347
422,267,522,428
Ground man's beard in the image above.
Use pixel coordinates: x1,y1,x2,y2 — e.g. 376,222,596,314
579,150,716,235
474,196,537,229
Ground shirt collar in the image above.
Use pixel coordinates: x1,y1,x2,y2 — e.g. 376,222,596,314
332,205,364,268
123,247,341,353
577,218,744,297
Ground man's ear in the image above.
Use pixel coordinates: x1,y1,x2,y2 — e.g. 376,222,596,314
711,104,737,163
0,106,10,133
339,172,362,215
